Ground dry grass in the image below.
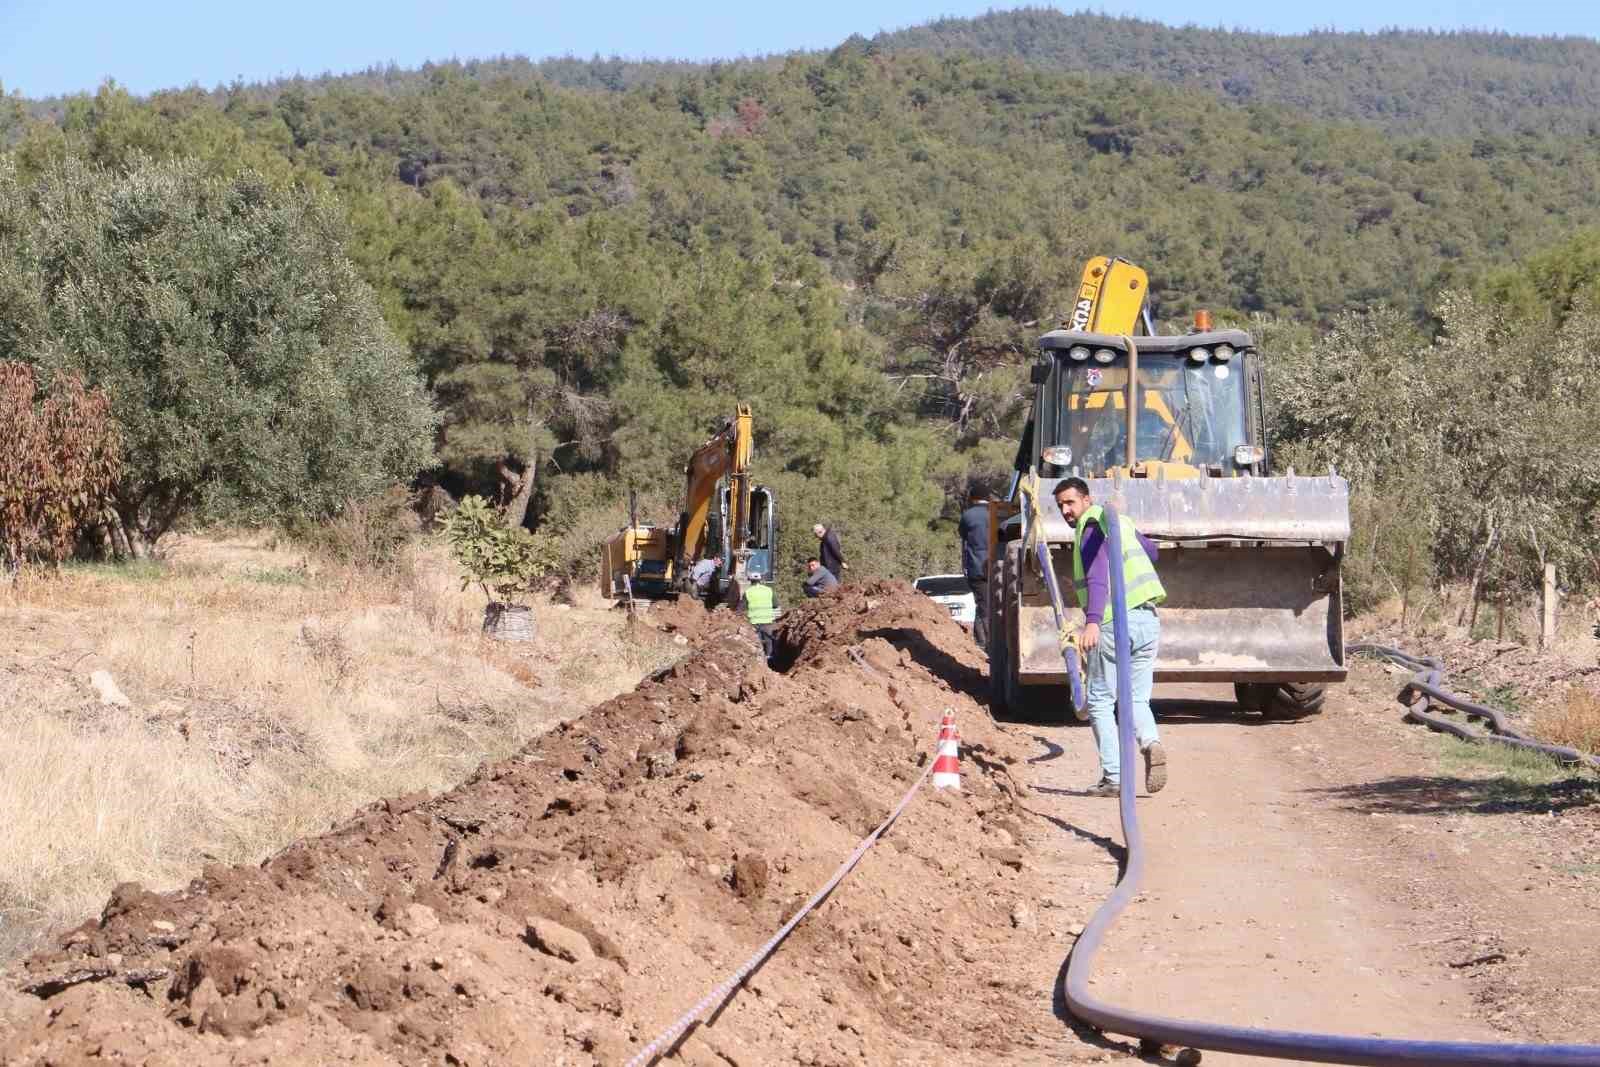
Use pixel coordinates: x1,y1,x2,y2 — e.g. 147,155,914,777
1536,687,1600,756
1351,585,1600,776
0,532,678,963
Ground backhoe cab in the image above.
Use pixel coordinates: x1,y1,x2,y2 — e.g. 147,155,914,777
1031,328,1264,481
987,258,1350,721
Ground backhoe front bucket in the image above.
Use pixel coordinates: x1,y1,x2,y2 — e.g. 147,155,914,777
1015,473,1349,685
1136,541,1344,682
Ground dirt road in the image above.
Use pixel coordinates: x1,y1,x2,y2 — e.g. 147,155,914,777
1018,679,1600,1063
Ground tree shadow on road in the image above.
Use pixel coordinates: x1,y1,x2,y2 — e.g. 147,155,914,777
1305,774,1600,816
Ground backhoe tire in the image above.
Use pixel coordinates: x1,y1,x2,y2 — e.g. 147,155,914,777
987,599,1013,716
1237,681,1326,720
988,544,1062,723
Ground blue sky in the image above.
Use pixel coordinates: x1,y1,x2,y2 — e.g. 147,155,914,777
2,0,1596,99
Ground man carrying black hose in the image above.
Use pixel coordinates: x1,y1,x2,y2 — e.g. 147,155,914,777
1055,477,1169,797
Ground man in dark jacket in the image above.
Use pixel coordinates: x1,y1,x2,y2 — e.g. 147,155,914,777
957,486,991,647
813,523,847,579
803,558,840,597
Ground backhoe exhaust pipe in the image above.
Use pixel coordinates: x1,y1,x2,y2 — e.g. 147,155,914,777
1124,335,1139,470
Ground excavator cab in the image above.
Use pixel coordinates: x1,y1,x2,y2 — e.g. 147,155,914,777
709,483,778,598
743,486,777,582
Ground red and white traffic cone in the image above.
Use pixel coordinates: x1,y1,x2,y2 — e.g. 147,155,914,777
932,710,961,791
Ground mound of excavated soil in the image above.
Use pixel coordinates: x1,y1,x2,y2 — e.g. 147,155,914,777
0,582,1061,1065
638,595,720,642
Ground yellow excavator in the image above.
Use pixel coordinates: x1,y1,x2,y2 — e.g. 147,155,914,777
986,257,1350,720
600,406,777,603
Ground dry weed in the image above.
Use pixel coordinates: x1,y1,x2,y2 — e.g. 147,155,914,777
1534,687,1600,756
0,529,675,963
300,619,359,690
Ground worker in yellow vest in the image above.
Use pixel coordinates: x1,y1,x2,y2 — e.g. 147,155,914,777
1054,477,1169,797
739,571,778,662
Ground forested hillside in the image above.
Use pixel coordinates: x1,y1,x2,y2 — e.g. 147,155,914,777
876,9,1600,137
4,21,1600,599
22,8,1598,139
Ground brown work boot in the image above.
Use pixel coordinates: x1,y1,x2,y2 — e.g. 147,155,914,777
1143,741,1168,794
1086,777,1119,797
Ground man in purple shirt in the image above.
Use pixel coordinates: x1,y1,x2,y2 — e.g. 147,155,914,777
1055,477,1169,797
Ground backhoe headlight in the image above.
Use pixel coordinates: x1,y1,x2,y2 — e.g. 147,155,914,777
1234,445,1265,466
1042,446,1073,467
1092,348,1115,363
1068,345,1091,361
1188,346,1210,363
1213,343,1235,362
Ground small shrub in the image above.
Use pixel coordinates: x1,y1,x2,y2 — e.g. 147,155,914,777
1485,683,1524,716
0,362,121,567
299,620,358,690
1343,482,1436,621
290,486,420,572
241,566,312,587
440,495,559,604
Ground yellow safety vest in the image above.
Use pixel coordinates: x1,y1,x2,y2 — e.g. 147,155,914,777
1072,504,1165,624
744,583,777,625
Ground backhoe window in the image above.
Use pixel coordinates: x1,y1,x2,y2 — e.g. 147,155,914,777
1049,357,1249,475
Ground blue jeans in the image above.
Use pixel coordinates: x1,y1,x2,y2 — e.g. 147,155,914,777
1086,605,1160,783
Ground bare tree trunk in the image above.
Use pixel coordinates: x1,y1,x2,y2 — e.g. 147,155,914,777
110,504,144,559
1462,513,1499,629
104,507,132,559
499,452,538,529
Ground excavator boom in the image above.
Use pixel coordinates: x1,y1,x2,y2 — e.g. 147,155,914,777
676,407,753,576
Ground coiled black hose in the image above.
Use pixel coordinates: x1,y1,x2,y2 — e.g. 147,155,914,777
1059,506,1600,1066
1348,643,1600,771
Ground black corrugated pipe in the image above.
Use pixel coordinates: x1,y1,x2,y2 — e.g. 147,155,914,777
1349,643,1600,771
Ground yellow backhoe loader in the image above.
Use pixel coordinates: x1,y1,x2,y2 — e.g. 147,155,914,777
600,406,777,604
986,257,1350,720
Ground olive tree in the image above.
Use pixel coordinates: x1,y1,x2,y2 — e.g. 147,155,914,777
0,155,436,551
1271,293,1600,615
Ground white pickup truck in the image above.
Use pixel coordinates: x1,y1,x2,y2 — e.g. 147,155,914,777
912,574,976,626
